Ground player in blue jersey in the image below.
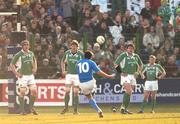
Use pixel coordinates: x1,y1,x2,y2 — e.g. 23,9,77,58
76,50,115,118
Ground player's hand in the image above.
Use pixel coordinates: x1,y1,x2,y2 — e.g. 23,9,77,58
61,71,66,78
16,72,22,78
156,75,163,79
134,72,139,79
141,74,145,79
109,74,115,79
32,68,37,75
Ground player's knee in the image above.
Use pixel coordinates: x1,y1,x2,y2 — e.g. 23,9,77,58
144,95,149,100
30,85,37,94
73,87,79,95
124,86,132,95
65,88,71,93
19,88,26,96
151,94,156,99
73,91,79,96
126,90,132,95
30,89,37,96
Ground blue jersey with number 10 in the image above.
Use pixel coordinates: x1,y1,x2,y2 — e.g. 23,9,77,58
76,58,100,83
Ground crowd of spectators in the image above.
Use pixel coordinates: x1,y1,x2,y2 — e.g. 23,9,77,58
0,0,180,79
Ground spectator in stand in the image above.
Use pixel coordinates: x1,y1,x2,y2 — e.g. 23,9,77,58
78,8,91,28
163,38,173,55
54,26,66,47
140,43,155,64
45,44,55,60
175,8,180,27
95,21,112,40
124,9,131,22
109,14,123,46
155,17,165,45
29,20,40,34
100,12,114,26
167,24,175,46
165,55,179,77
34,44,44,66
172,47,180,72
61,0,75,23
79,19,94,45
140,1,153,23
93,43,104,64
55,46,66,77
174,25,180,49
143,26,160,49
158,0,171,27
31,2,42,18
37,58,56,79
136,18,150,49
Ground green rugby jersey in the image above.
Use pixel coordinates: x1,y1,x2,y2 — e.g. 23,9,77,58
142,63,165,81
115,52,143,74
11,50,35,75
62,50,83,74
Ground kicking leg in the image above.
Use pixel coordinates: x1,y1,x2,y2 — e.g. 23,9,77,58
86,94,103,118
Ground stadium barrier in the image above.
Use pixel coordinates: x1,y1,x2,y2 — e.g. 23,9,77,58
0,79,72,114
0,78,180,113
79,79,180,104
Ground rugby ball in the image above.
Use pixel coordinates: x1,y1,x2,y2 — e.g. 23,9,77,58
96,36,105,45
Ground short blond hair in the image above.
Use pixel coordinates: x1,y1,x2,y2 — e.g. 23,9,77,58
149,55,156,59
21,40,29,46
71,40,79,47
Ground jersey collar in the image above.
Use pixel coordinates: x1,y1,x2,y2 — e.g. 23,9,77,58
126,52,135,57
70,50,78,55
148,63,156,66
21,49,30,54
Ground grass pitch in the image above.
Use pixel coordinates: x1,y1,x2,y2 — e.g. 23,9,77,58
0,104,180,124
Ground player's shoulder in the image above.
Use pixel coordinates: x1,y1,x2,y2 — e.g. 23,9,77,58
77,50,84,55
119,52,126,57
14,50,23,56
133,53,140,57
155,63,162,67
65,49,71,54
63,50,71,56
29,50,34,54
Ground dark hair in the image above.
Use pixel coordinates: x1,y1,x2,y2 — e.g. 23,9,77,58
84,50,93,59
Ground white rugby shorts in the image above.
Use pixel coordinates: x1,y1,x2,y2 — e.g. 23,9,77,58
79,79,96,95
16,74,36,87
144,80,158,91
65,74,80,86
120,74,137,85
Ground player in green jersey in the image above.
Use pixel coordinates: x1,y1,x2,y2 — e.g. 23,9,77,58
10,40,38,115
60,40,84,115
138,55,166,113
114,43,143,114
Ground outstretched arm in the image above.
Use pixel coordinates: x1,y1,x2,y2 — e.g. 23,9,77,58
96,71,115,79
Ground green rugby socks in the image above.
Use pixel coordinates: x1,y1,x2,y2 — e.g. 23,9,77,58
19,96,25,112
29,95,36,110
64,93,70,109
122,93,130,109
140,99,147,111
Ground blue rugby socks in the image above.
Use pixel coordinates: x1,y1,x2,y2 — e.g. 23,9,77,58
89,99,102,112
